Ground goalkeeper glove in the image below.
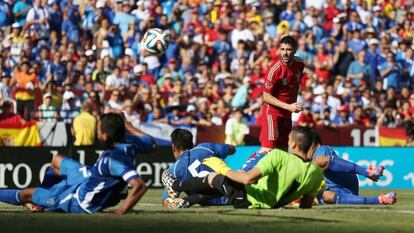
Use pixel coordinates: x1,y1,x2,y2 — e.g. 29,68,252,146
203,157,231,175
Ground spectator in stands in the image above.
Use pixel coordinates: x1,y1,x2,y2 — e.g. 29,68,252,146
71,98,96,146
0,101,19,123
379,51,403,91
231,77,250,109
106,89,123,111
13,0,31,27
347,50,371,87
25,0,49,40
333,40,355,79
333,105,353,126
9,61,40,120
60,90,79,124
145,105,168,124
37,92,57,122
314,43,333,82
123,99,140,127
225,108,249,146
296,103,315,128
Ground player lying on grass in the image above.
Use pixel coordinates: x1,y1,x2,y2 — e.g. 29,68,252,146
163,126,324,209
161,128,235,207
0,113,156,215
243,131,396,205
308,132,396,205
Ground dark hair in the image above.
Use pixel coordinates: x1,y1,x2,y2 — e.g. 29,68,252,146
313,131,322,145
99,113,125,146
280,36,298,50
291,126,314,154
170,128,194,151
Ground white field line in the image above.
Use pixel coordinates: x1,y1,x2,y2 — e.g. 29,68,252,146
136,203,414,215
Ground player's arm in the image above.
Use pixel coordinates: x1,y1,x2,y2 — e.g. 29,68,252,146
312,156,329,171
203,157,262,185
299,194,315,209
225,167,263,185
114,178,147,215
263,91,302,113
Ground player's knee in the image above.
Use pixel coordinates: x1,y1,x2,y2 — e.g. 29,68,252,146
19,188,35,203
322,191,336,204
207,172,218,188
51,155,64,174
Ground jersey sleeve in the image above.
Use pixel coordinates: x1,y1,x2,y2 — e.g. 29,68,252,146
255,149,287,176
108,151,140,183
123,134,156,153
197,143,233,159
263,61,282,94
312,145,338,163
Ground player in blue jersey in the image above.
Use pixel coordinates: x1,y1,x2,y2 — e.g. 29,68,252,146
308,132,396,205
0,113,156,215
161,128,235,207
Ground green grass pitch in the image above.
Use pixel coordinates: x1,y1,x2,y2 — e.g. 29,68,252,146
0,189,413,233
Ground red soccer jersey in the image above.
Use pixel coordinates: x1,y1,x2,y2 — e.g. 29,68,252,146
263,56,304,117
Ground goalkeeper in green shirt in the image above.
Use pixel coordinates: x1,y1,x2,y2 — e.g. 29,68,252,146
163,126,324,209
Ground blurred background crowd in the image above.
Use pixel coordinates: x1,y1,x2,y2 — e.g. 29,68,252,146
0,0,414,146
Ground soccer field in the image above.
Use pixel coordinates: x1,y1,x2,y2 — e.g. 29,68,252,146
0,189,413,233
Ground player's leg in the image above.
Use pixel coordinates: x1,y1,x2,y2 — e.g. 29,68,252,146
258,113,278,153
328,156,384,181
275,117,291,152
165,193,222,208
210,174,250,208
322,189,396,205
0,188,36,205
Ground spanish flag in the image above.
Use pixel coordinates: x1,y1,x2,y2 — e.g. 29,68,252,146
379,127,409,147
0,115,41,146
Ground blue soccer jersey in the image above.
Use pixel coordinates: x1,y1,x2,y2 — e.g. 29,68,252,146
312,145,359,195
74,143,140,213
162,143,232,205
38,134,154,213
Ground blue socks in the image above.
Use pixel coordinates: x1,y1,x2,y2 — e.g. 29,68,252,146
334,193,379,204
329,156,369,177
0,189,23,205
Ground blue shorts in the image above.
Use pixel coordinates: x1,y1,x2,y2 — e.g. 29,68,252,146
326,186,358,196
32,158,89,213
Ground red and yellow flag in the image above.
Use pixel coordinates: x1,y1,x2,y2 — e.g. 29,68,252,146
0,115,41,146
379,127,410,147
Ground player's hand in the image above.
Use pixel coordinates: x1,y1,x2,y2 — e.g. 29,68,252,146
288,103,303,113
203,157,230,175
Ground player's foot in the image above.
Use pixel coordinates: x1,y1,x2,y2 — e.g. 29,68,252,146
367,165,384,181
164,197,189,209
378,192,397,205
23,203,44,212
161,170,179,198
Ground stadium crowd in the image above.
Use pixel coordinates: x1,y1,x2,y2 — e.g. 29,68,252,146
0,0,414,140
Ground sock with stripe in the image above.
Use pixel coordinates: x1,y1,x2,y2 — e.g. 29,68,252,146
0,189,23,205
334,193,379,204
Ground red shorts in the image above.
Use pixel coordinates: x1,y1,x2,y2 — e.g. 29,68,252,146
259,114,292,150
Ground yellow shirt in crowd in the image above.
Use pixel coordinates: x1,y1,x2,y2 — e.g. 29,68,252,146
73,112,97,146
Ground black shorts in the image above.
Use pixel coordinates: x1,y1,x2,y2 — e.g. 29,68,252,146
212,175,251,209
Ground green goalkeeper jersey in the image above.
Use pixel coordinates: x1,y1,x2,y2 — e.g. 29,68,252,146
245,149,323,209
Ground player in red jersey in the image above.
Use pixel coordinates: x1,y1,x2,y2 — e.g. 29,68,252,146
259,36,305,152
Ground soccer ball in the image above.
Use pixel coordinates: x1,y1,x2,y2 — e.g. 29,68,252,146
141,28,170,55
